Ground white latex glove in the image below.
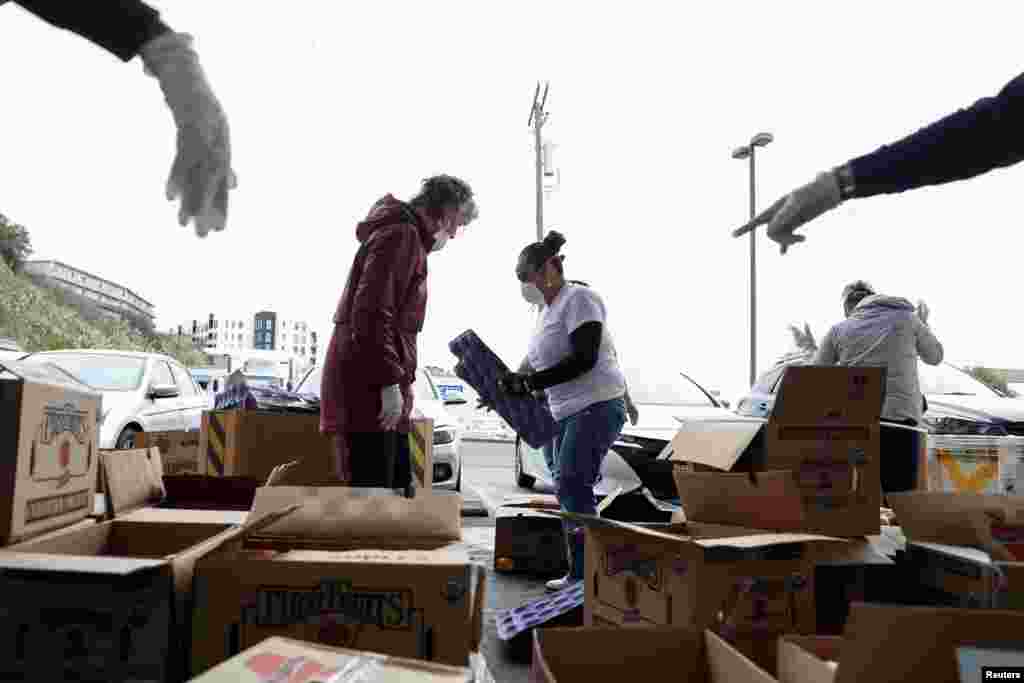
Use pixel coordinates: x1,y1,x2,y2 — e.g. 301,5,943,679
140,32,236,237
733,172,842,255
916,299,931,326
379,384,403,431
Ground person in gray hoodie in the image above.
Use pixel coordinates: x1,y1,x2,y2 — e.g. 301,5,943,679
814,281,943,493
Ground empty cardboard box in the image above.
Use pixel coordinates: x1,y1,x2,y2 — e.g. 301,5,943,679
0,516,240,682
0,359,102,545
777,602,1024,683
671,366,884,537
532,626,774,683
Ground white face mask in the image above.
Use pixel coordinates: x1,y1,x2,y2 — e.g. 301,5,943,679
430,229,450,253
520,281,545,305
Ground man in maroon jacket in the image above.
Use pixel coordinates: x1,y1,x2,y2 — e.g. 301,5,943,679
321,175,478,488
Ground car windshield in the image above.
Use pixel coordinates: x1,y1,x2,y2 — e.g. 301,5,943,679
918,362,1001,397
246,375,281,388
622,369,716,406
25,353,146,391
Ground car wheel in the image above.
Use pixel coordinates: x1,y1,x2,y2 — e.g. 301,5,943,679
116,426,140,450
515,438,536,490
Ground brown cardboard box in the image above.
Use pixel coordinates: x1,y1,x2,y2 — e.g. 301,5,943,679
98,447,247,525
531,627,774,683
190,486,485,674
188,635,473,682
199,409,333,480
138,430,203,476
777,602,1024,683
0,359,102,545
0,516,240,682
4,516,97,546
887,491,1024,607
409,416,435,491
671,367,884,537
570,514,839,660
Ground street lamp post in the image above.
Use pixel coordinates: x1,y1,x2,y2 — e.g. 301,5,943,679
732,132,773,388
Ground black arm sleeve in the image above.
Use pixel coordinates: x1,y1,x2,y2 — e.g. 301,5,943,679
848,71,1024,198
529,321,602,391
13,0,170,62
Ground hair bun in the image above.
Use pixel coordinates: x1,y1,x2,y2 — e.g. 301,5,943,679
543,230,566,252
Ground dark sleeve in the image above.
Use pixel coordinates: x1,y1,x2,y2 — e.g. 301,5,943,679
848,71,1024,198
13,0,170,62
529,322,602,391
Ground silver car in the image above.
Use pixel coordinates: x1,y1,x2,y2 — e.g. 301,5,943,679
19,349,209,449
294,365,467,491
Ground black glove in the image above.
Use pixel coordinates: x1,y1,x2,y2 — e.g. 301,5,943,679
499,372,533,396
476,397,495,413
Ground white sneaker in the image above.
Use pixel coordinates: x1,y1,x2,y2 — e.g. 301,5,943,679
545,576,573,592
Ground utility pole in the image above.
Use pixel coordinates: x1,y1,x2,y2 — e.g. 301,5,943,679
528,81,550,243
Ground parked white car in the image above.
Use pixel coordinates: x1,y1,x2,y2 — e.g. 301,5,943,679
294,366,466,491
0,337,24,363
18,349,209,449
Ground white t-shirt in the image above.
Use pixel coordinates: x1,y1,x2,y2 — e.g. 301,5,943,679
527,284,626,421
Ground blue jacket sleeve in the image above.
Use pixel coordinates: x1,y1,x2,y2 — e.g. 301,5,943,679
12,0,170,62
848,71,1024,198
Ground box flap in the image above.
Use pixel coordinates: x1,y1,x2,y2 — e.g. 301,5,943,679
887,492,1007,558
101,447,166,518
0,551,166,576
0,358,101,397
705,630,777,683
772,366,885,425
548,511,837,548
673,469,807,531
834,603,1024,683
117,507,247,525
246,486,461,544
668,417,763,469
777,636,841,683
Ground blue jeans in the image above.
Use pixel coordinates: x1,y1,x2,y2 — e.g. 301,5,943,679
543,436,561,490
556,397,627,580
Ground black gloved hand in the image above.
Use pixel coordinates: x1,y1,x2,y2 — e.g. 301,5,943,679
499,372,532,396
476,397,495,413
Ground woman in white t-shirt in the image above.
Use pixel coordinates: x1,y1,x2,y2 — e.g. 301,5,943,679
498,231,628,591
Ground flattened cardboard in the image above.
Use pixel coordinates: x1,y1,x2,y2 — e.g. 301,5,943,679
244,485,461,549
0,518,238,682
138,430,203,476
0,360,102,545
531,627,774,683
101,447,166,518
671,367,884,537
780,603,1024,683
188,635,473,682
118,507,247,525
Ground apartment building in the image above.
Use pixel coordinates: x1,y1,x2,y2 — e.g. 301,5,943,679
174,311,319,366
23,260,155,322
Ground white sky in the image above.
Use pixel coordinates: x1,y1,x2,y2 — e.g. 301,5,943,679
2,1,1022,404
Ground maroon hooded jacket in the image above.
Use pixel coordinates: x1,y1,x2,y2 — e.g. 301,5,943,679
320,195,438,435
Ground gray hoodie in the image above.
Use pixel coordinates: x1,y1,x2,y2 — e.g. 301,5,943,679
813,295,943,423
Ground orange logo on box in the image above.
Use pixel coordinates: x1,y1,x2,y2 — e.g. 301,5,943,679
936,450,999,493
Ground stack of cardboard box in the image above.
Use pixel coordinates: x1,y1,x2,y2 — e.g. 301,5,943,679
1,359,490,682
533,366,1024,681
